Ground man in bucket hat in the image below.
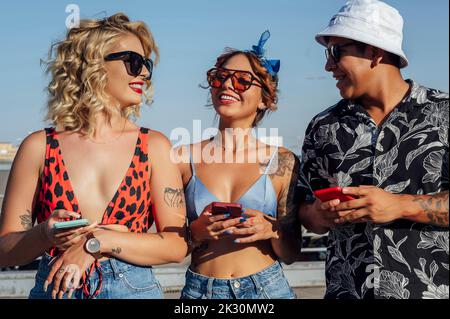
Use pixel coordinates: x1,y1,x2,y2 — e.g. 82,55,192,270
298,0,448,299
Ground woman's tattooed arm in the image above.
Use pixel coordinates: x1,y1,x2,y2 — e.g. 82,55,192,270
19,210,33,230
163,187,185,208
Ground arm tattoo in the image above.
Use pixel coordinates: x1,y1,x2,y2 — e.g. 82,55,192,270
163,187,185,208
270,151,296,178
277,154,302,236
413,191,449,226
19,210,33,230
112,247,122,254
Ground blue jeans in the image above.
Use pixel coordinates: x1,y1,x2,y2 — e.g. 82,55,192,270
29,253,163,299
181,261,296,299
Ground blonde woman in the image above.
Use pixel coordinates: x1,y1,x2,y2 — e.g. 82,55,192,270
0,13,187,299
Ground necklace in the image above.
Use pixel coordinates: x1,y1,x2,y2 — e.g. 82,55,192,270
86,119,127,145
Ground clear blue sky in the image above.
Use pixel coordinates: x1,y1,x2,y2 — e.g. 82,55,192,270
0,0,448,153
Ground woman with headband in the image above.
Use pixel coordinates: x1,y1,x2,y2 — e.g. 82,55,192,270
176,31,302,299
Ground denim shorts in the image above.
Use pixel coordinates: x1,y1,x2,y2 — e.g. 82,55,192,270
180,261,296,299
29,252,163,299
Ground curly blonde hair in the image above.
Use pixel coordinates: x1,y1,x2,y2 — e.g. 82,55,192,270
44,13,159,135
214,49,279,127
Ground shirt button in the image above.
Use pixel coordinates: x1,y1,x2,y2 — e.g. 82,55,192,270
233,281,241,289
118,273,124,278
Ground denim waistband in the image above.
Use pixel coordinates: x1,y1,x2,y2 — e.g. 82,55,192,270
186,261,284,290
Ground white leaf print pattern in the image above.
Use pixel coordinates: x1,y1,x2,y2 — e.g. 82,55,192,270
385,230,411,272
374,146,398,186
327,171,352,188
422,150,445,184
405,142,443,170
374,234,382,266
417,226,449,255
348,157,372,175
414,258,449,299
384,180,411,193
336,124,371,168
411,83,430,104
376,270,410,299
430,90,449,99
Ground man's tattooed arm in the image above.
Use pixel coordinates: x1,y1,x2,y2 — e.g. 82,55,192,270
19,210,33,230
163,187,185,208
412,191,449,227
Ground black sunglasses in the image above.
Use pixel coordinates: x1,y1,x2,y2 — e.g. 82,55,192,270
105,51,153,81
207,67,262,93
325,42,365,63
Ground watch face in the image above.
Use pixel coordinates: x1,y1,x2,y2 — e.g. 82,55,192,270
86,238,101,253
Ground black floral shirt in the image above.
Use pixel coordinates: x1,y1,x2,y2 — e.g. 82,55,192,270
299,80,449,299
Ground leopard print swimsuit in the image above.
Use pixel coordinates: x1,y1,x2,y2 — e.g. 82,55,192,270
33,127,154,298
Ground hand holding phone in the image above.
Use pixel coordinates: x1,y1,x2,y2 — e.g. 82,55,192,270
43,210,97,250
53,219,90,230
314,187,356,203
211,202,243,218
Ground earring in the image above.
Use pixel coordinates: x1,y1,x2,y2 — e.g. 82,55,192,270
257,106,266,112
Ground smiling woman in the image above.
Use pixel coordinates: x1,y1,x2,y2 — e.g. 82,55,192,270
0,12,188,300
45,13,159,137
176,31,302,300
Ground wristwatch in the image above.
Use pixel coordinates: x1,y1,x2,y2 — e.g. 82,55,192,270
84,233,103,260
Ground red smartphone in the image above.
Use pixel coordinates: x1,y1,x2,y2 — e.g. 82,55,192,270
314,187,356,202
211,202,243,218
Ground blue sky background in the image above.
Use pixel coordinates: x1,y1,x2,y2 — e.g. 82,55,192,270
0,0,448,153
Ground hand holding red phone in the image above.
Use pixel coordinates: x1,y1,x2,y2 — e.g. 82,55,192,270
333,185,405,224
230,208,280,244
304,187,356,232
189,203,243,243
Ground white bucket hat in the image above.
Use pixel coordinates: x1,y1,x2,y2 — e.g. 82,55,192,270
315,0,409,68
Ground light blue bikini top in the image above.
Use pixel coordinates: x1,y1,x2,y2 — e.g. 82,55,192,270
185,147,279,223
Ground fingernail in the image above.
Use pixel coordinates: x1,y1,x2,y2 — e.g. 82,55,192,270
239,218,247,223
234,239,240,243
43,281,48,292
225,230,233,235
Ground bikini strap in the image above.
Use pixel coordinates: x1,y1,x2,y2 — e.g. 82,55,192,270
189,149,197,177
264,146,279,175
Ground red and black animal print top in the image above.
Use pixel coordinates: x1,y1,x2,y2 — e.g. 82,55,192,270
32,127,154,298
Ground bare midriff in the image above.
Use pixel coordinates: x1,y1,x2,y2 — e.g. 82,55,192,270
191,237,277,278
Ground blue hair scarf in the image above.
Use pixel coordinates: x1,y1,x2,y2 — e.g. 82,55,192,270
248,30,280,78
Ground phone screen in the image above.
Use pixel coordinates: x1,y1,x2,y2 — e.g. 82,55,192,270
211,202,243,218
